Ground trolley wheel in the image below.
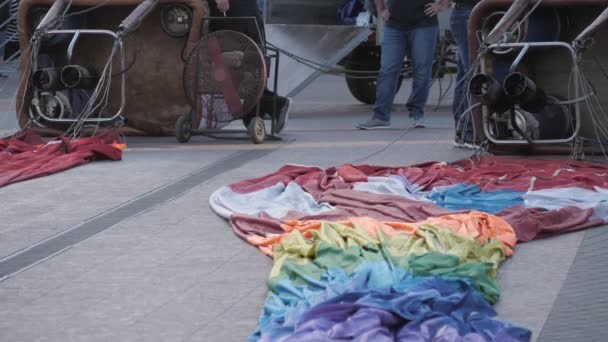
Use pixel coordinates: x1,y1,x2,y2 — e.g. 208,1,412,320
175,115,192,143
248,116,265,144
345,45,405,105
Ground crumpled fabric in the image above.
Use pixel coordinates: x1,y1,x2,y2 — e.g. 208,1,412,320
419,211,516,255
355,179,525,215
496,205,604,242
227,163,387,200
399,157,608,192
428,183,524,214
0,130,123,188
247,212,516,257
247,217,421,257
269,223,504,303
222,157,608,196
229,199,600,244
210,157,608,342
353,175,430,202
523,187,608,222
209,182,334,219
253,264,530,342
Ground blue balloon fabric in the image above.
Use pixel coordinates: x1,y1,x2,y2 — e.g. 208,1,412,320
427,184,524,214
251,263,531,342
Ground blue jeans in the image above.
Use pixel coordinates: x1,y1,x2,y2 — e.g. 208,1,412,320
450,8,473,135
373,25,438,122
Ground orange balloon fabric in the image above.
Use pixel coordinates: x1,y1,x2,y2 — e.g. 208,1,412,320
247,211,516,257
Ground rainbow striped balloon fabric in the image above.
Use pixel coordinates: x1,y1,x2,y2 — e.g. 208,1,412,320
210,156,608,341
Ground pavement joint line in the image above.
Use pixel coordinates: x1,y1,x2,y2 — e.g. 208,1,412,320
0,141,289,282
126,245,250,328
182,280,267,341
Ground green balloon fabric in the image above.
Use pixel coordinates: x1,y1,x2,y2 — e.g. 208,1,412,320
269,222,504,303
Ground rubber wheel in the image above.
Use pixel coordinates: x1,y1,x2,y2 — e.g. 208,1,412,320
243,113,270,128
175,115,192,143
345,45,405,105
248,116,265,144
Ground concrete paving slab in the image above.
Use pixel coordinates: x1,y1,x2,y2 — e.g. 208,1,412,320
538,225,608,342
495,231,587,341
0,141,271,260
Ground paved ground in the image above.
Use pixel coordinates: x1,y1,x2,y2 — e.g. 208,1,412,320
0,74,603,341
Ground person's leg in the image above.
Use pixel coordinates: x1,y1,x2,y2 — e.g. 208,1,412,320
450,8,474,140
357,26,407,129
373,26,407,122
260,90,291,133
405,25,438,126
209,0,290,131
257,0,265,18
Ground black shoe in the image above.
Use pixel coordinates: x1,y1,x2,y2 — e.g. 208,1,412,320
275,97,292,133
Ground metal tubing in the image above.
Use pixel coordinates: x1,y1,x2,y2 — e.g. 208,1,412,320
469,73,512,114
574,7,608,46
509,108,535,143
35,0,67,32
32,68,62,91
273,47,279,136
509,43,529,74
118,0,160,34
482,41,581,144
67,31,81,64
468,0,606,144
503,72,547,113
484,0,532,45
32,29,127,123
60,65,98,89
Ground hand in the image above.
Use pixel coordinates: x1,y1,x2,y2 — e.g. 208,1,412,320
215,0,230,13
424,2,446,17
380,9,390,22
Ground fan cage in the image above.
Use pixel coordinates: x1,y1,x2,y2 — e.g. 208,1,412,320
183,30,267,129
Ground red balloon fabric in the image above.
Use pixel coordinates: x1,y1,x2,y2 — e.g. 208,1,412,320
0,130,124,188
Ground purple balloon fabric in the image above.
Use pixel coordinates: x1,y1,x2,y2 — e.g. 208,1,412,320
255,265,531,342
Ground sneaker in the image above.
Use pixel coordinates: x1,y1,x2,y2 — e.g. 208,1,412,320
356,118,391,130
409,117,426,128
275,97,291,133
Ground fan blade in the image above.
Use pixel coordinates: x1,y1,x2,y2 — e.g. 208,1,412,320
208,38,243,116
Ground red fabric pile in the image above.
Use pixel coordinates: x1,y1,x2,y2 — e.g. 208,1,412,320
224,157,608,242
399,157,608,192
0,130,124,188
228,157,608,196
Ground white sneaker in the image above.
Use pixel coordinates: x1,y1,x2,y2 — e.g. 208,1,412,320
453,138,479,150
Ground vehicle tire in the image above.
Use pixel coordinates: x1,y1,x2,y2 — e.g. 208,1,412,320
345,45,404,105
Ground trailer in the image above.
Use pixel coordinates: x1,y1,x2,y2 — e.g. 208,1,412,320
263,0,457,103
